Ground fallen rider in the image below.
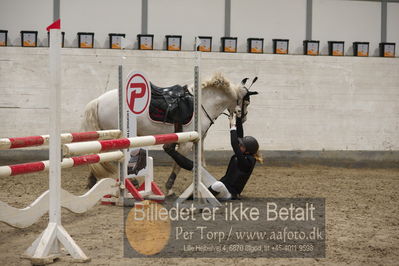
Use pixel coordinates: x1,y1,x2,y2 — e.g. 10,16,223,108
164,113,263,200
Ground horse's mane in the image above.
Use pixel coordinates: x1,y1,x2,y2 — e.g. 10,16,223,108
201,73,238,100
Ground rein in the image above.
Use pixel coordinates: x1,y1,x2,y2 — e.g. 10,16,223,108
201,105,215,126
201,105,216,136
201,104,238,137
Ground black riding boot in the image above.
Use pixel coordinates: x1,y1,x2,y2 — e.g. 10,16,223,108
163,143,193,171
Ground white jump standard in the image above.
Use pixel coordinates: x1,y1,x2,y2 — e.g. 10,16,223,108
22,20,90,264
176,45,221,208
0,26,221,263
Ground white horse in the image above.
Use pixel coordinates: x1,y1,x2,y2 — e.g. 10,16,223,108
81,73,258,194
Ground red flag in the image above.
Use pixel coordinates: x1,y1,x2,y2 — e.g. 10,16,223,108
46,19,61,31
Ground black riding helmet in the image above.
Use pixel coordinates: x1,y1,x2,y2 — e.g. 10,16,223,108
239,136,259,154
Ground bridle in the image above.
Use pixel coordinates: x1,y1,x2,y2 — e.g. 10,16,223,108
200,77,258,136
201,91,251,136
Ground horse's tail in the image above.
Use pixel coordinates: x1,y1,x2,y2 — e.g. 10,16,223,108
82,98,101,131
81,98,118,178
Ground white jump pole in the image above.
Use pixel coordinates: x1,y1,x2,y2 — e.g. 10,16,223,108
0,151,124,178
63,131,199,156
0,129,121,150
24,13,90,263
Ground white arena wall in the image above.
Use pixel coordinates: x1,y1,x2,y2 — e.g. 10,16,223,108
313,0,381,56
0,47,398,161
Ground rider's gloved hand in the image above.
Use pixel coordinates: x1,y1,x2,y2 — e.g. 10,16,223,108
229,113,236,129
235,105,242,118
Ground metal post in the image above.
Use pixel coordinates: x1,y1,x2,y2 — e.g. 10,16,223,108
53,0,60,21
381,0,387,43
224,0,231,37
306,0,313,40
118,65,126,204
142,0,148,34
193,65,201,202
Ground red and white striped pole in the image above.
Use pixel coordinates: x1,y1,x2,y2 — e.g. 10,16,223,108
0,151,123,178
63,131,199,156
0,129,121,150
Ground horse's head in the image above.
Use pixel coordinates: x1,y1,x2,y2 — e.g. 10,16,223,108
201,73,258,125
234,77,259,122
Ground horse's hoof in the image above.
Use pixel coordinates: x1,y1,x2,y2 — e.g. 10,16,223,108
86,175,97,189
131,178,140,188
166,190,176,197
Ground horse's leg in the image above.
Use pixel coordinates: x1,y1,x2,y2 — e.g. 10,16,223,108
86,171,97,189
201,141,207,167
201,132,208,168
165,162,181,196
165,142,192,195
